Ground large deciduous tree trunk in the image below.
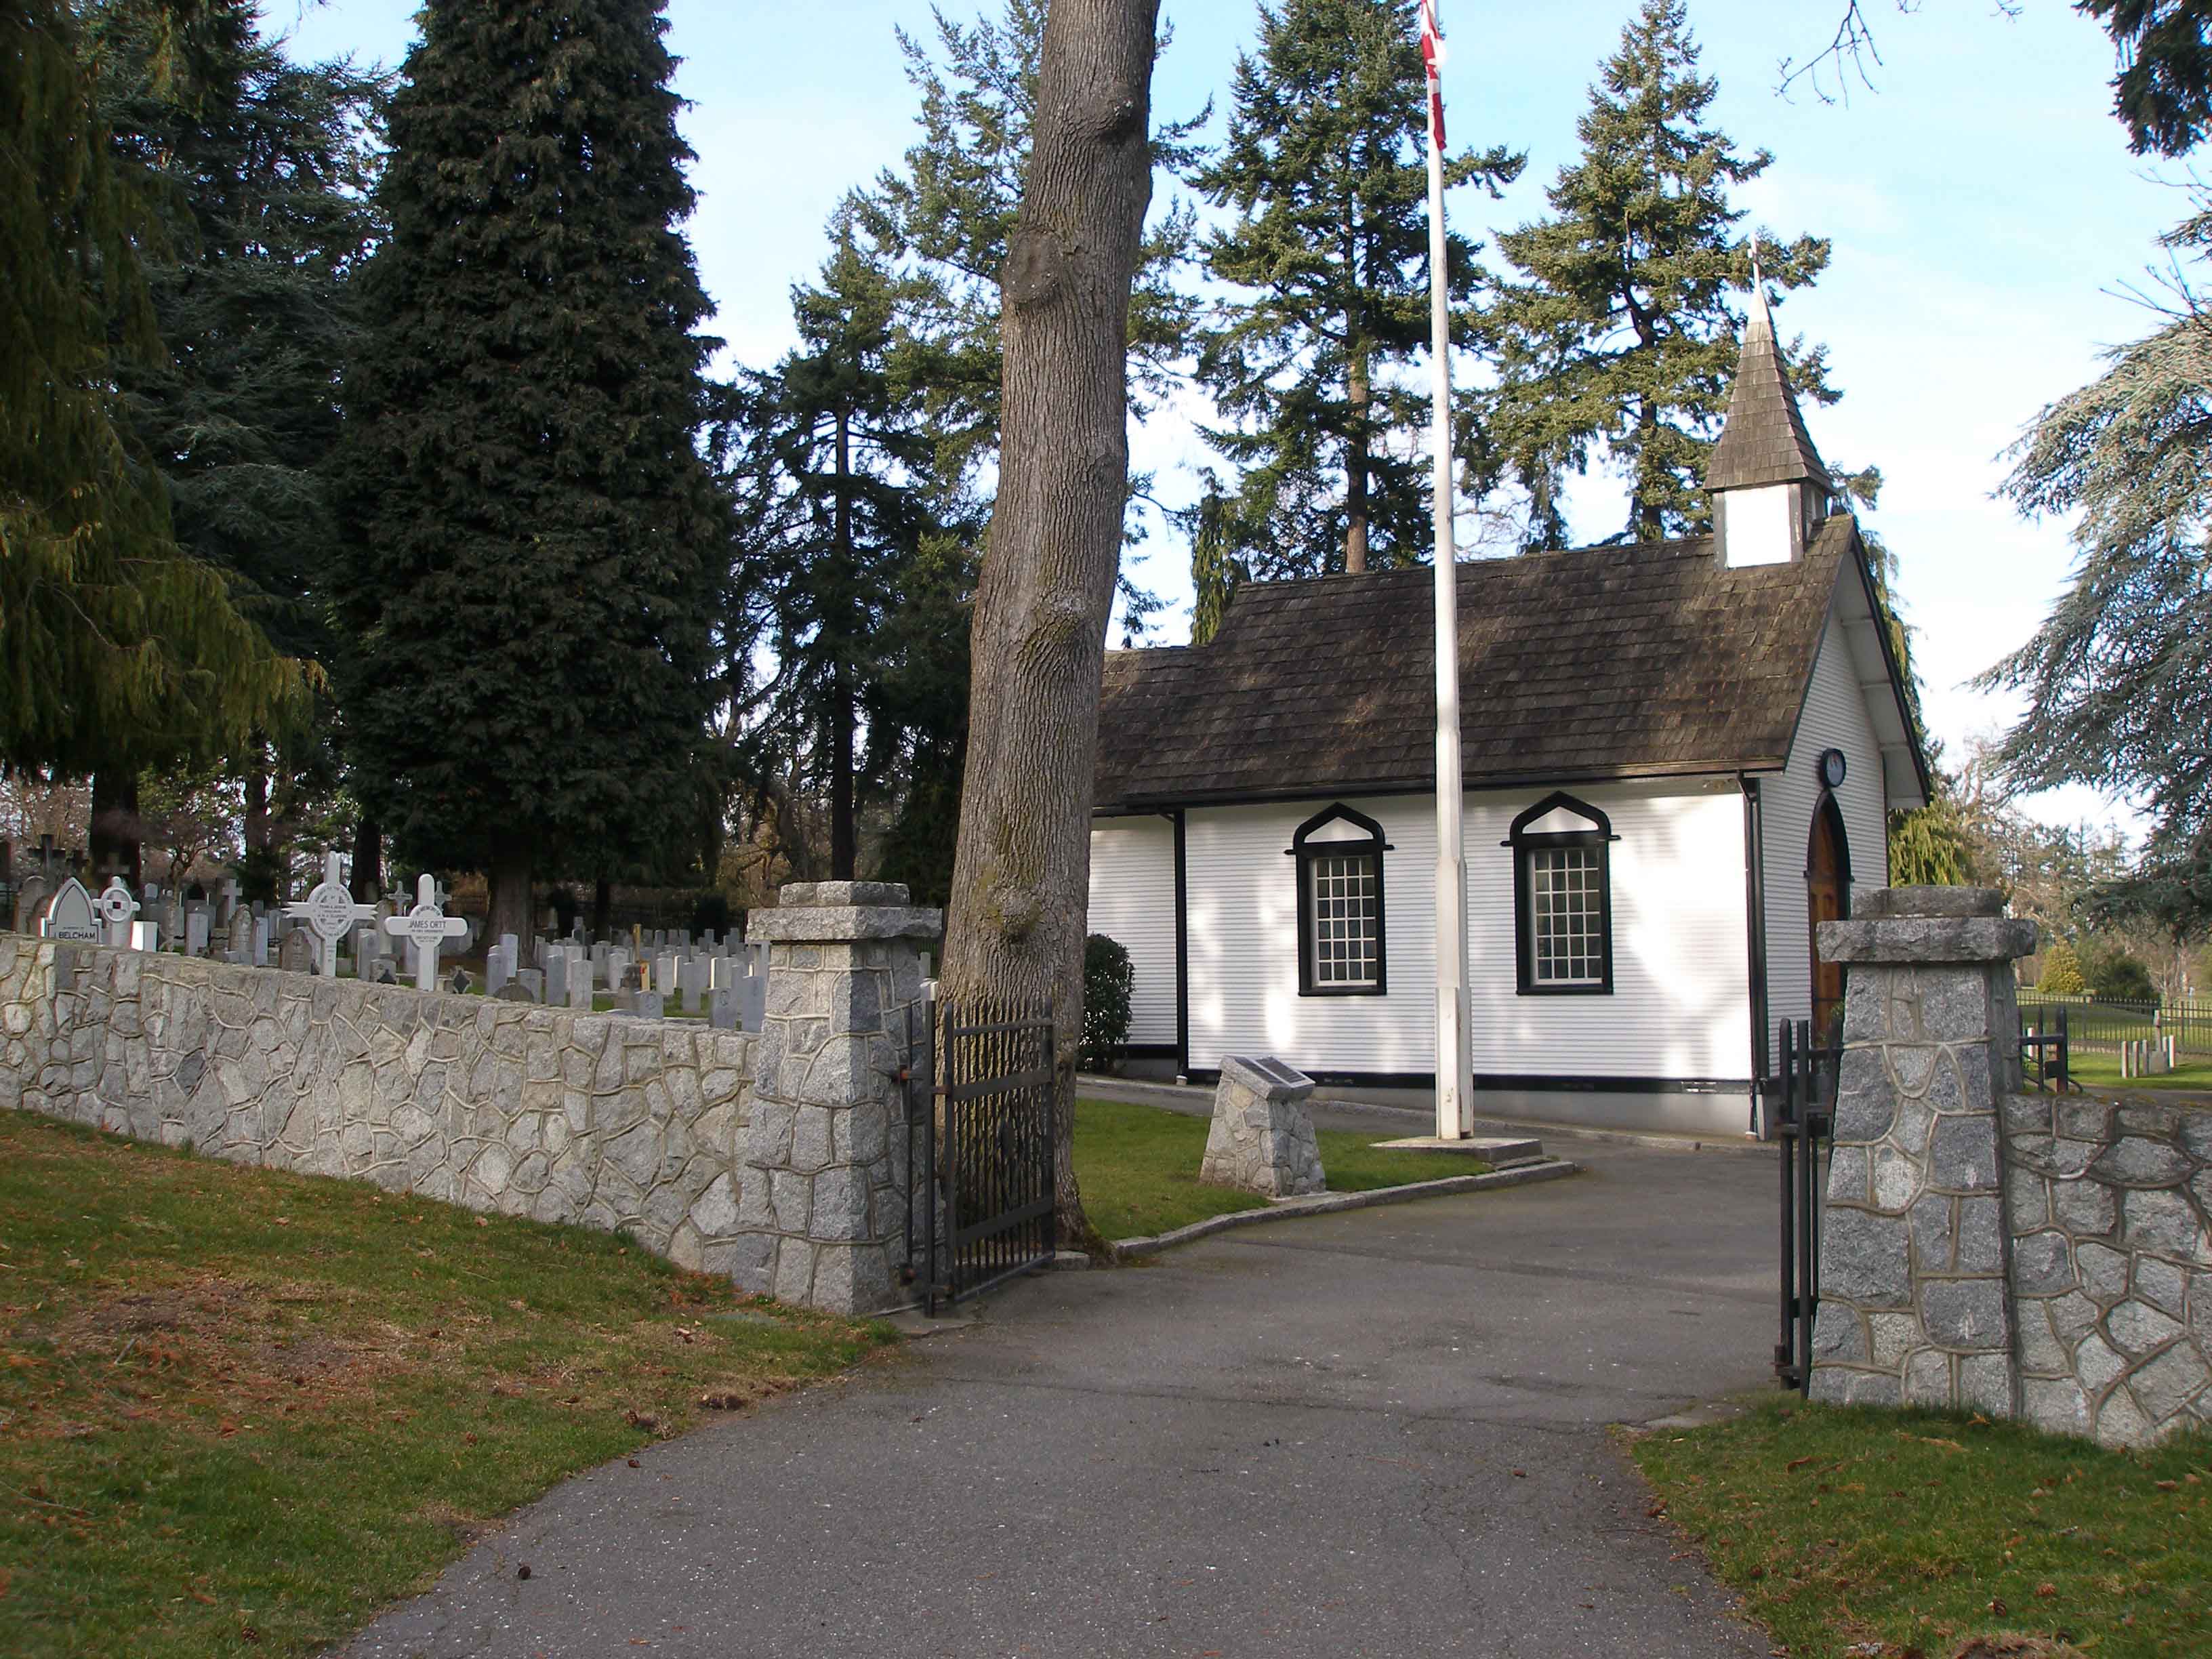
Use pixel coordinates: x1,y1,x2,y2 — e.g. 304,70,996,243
939,0,1160,1251
488,842,533,953
350,812,382,903
89,771,142,887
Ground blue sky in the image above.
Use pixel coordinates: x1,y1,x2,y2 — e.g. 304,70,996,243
273,0,2182,836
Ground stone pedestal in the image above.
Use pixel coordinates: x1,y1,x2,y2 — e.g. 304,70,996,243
1809,887,2037,1414
731,882,937,1315
1200,1054,1326,1198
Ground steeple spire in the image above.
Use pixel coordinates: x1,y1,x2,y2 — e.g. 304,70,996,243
1708,254,1829,495
1708,250,1834,567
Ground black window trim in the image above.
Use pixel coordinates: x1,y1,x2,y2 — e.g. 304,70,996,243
1286,802,1392,998
1504,791,1620,997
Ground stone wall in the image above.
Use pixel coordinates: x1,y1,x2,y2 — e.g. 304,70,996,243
0,931,758,1274
1808,889,2212,1447
2000,1092,2212,1444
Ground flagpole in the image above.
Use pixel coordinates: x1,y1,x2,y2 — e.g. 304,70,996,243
1422,1,1472,1140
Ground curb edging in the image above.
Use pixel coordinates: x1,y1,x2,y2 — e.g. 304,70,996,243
1109,1158,1582,1262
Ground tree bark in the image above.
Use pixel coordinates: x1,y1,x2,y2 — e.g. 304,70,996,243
831,408,858,881
1345,344,1370,573
487,841,533,952
89,771,142,887
939,0,1161,1252
350,812,383,903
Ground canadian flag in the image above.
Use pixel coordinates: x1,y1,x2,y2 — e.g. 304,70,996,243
1419,0,1446,150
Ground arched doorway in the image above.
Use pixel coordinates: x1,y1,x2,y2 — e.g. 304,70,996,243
1807,796,1851,1040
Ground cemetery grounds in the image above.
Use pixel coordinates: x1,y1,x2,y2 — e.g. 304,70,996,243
0,1112,886,1659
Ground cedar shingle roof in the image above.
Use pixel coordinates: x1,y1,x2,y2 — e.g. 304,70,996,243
1706,293,1830,493
1093,515,1865,811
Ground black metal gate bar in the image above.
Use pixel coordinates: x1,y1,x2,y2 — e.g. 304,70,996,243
1775,1019,1836,1395
927,996,1057,1313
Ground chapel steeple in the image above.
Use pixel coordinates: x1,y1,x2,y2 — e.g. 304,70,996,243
1708,273,1836,568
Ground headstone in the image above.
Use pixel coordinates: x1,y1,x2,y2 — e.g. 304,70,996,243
382,874,471,992
567,954,593,1011
184,905,211,958
133,921,161,952
251,914,271,966
628,990,665,1021
492,982,534,1004
12,874,52,935
96,879,142,948
546,950,569,1006
708,986,740,1030
515,968,544,1003
278,926,314,974
285,853,377,979
1200,1055,1327,1198
486,940,513,998
447,967,472,995
41,878,100,945
678,957,708,1014
226,907,254,964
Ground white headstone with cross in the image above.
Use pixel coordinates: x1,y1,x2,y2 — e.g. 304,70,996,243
385,874,470,992
285,853,375,979
96,878,142,948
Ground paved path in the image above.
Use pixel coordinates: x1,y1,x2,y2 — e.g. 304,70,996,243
348,1141,1778,1659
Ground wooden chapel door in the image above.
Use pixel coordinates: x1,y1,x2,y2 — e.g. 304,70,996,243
1807,800,1849,1041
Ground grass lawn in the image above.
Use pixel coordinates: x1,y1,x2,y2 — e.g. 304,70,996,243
1632,1397,2212,1659
2062,1052,2212,1094
0,1111,886,1659
1072,1097,1488,1242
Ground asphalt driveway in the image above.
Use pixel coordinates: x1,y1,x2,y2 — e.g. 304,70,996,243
346,1139,1778,1658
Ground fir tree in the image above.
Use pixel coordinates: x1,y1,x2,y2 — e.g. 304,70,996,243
737,218,942,882
334,0,726,943
0,0,304,777
1191,0,1520,580
1984,200,2212,938
1478,0,1832,546
84,0,383,883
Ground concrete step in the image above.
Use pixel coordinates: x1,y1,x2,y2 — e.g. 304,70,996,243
1370,1134,1547,1166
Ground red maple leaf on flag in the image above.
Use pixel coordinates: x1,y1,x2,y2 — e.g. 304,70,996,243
1419,0,1446,148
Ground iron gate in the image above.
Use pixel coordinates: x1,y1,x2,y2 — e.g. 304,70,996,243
1774,1019,1838,1395
910,996,1057,1313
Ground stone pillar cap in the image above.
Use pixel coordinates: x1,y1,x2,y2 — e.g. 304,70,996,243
751,882,942,943
1851,886,2006,920
1818,914,2038,967
777,881,911,908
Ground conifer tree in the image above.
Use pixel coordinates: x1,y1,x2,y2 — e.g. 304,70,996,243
335,0,725,944
0,0,304,778
737,219,941,882
1478,0,1832,546
1189,0,1521,580
85,0,382,884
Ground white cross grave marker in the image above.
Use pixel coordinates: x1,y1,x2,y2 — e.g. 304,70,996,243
96,878,142,948
285,853,375,979
385,874,470,992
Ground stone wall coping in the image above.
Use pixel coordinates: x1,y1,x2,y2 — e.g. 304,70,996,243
1853,886,2007,920
748,905,943,943
777,881,911,908
1818,914,2038,966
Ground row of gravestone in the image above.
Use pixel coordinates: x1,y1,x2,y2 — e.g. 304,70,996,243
16,865,764,1032
483,935,767,1030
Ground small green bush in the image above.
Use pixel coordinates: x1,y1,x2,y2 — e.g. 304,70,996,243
1081,933,1134,1071
2081,938,2158,1003
2036,940,2088,995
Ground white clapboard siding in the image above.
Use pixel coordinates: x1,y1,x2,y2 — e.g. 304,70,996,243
1185,781,1753,1081
1763,609,1890,1037
1086,816,1179,1048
